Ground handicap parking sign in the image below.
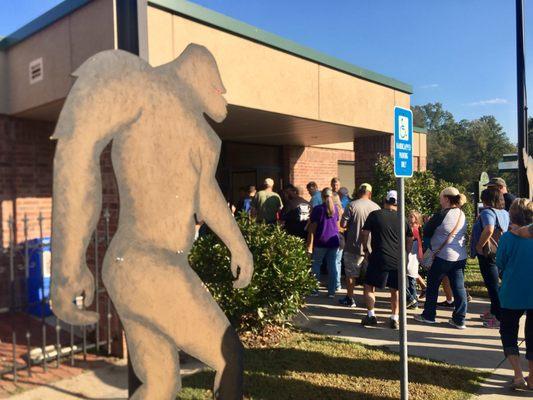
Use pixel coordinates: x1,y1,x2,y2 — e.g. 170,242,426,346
394,107,413,177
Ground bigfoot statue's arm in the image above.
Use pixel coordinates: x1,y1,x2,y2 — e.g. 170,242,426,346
51,132,108,325
196,141,254,289
50,51,143,325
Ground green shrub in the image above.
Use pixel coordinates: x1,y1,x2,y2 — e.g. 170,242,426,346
188,216,317,332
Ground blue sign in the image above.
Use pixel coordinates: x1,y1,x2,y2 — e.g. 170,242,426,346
394,107,413,178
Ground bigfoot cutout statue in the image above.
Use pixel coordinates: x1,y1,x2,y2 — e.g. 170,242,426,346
50,44,254,400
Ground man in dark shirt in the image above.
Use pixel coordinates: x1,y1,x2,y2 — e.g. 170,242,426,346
235,185,256,215
359,190,413,329
485,177,516,211
280,185,311,239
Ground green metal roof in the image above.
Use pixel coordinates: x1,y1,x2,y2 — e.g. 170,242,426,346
0,0,413,94
150,0,412,94
0,0,91,51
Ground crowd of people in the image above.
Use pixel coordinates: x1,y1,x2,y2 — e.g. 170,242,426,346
227,175,533,390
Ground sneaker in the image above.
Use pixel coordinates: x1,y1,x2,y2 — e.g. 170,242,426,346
483,317,500,329
406,299,418,309
327,294,335,299
389,318,399,330
361,315,378,327
447,318,466,330
414,314,436,324
338,296,356,308
437,300,455,308
310,290,319,297
418,290,426,299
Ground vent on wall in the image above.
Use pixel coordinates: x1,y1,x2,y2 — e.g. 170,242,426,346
29,58,43,84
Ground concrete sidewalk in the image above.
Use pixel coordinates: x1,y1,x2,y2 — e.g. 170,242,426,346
298,287,530,399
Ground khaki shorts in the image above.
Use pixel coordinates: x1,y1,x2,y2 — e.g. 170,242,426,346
343,252,366,278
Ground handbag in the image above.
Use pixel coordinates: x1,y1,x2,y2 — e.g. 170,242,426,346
481,209,503,259
421,211,463,270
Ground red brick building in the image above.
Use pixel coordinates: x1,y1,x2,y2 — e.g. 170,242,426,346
0,0,426,353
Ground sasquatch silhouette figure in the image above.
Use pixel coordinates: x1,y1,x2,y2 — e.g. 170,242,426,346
50,44,254,400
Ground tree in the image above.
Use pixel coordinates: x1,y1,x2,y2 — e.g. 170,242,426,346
412,103,454,132
373,155,474,227
412,103,515,192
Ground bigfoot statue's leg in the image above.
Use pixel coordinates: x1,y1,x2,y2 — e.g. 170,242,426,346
213,327,244,399
104,245,245,400
122,317,181,400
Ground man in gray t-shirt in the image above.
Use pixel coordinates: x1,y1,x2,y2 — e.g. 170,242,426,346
338,183,380,307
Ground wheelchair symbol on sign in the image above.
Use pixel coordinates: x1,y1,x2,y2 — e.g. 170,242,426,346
398,115,409,141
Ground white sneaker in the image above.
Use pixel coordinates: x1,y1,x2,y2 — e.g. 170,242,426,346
447,318,466,330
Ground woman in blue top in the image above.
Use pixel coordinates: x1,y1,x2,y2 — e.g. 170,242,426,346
472,188,509,329
496,198,533,390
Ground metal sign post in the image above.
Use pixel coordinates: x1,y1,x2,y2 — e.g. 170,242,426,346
394,106,413,400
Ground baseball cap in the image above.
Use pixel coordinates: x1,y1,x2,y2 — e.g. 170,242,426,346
484,177,507,188
264,178,274,187
359,183,373,192
386,190,398,204
440,186,467,206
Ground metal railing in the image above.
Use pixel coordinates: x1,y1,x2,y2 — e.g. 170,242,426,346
0,209,115,382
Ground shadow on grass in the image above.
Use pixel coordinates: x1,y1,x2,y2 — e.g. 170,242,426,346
178,333,486,400
180,370,398,400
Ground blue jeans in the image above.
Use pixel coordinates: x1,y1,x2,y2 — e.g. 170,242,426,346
335,249,343,289
406,276,418,304
500,309,533,360
312,247,339,296
478,255,501,320
422,257,467,324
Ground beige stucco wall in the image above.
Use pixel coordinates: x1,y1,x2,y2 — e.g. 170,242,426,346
419,132,427,158
318,67,410,133
147,6,410,135
412,130,427,158
0,52,7,113
5,0,116,115
148,7,319,120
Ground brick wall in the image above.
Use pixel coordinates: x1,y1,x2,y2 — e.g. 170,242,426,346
0,115,55,247
0,115,124,356
283,145,355,199
353,134,393,187
0,115,55,311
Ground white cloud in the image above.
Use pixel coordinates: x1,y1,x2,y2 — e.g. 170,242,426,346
466,98,508,106
420,83,439,89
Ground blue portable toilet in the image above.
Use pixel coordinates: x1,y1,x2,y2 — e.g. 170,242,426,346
26,237,52,317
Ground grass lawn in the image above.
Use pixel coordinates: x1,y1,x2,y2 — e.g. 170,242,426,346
464,258,488,298
177,330,489,400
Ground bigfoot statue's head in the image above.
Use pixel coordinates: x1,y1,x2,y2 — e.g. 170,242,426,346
173,44,228,123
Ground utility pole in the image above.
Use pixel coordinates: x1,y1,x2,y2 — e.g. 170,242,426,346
516,0,529,197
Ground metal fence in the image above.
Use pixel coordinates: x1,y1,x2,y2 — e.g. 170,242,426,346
0,209,114,382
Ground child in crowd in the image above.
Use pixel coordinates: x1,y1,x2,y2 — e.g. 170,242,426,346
406,210,424,309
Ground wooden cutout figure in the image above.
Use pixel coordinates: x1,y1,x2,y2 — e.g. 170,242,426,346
50,44,254,400
524,148,533,200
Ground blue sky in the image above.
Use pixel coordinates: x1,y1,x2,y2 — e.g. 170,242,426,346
1,0,531,143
